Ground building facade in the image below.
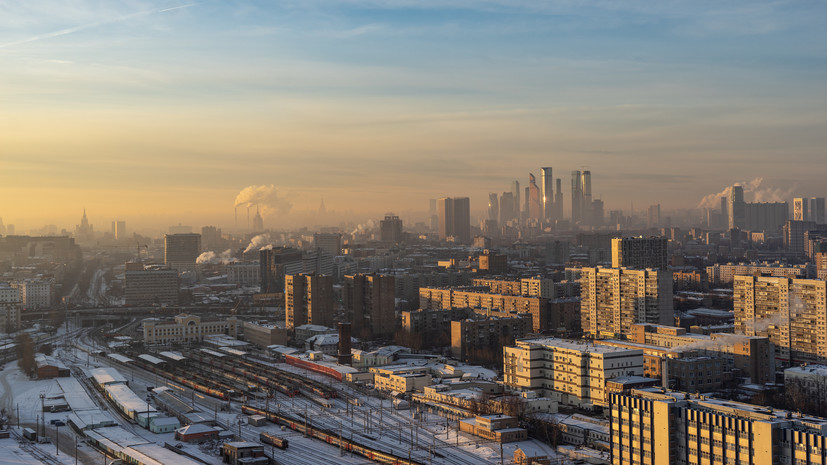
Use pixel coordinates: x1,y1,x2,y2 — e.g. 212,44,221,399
580,267,673,338
142,314,239,344
734,275,827,365
503,338,644,409
124,267,179,306
611,236,668,270
285,273,334,330
611,388,827,465
438,197,471,243
343,274,396,339
164,233,201,271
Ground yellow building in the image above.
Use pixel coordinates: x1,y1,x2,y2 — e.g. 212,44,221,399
734,275,827,364
611,388,827,465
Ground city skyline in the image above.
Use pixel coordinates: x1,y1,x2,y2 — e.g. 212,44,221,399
2,1,826,230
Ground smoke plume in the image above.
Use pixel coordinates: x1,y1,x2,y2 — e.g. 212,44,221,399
696,178,796,209
196,249,236,265
243,234,273,254
234,185,292,216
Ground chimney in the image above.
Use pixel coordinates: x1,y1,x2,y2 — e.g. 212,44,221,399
337,322,353,365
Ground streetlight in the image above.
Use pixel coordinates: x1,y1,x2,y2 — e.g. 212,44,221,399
55,422,59,456
145,396,152,431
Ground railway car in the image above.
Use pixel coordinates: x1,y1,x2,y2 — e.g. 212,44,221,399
259,432,289,449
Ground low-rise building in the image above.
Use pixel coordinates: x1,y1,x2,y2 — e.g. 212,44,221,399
242,321,287,348
142,314,239,345
293,324,336,345
459,414,527,443
221,442,267,465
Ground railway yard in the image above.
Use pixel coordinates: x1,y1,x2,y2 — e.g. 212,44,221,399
0,323,568,465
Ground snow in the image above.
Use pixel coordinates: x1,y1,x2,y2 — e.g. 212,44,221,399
0,437,43,465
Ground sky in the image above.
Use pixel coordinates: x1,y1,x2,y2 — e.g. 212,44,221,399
1,0,826,232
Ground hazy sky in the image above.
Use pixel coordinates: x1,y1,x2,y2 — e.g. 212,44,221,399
2,1,826,231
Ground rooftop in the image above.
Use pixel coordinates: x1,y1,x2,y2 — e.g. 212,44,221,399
517,337,643,355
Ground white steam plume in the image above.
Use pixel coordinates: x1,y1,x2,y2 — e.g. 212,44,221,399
243,234,273,254
234,185,292,216
696,177,796,209
196,249,237,265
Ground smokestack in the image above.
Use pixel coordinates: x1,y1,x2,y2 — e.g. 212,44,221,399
338,322,352,365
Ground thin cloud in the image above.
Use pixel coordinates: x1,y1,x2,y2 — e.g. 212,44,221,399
0,3,197,49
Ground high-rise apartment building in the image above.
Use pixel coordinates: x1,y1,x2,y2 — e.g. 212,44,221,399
259,247,303,293
734,275,827,365
0,283,21,333
343,274,396,339
784,220,819,256
313,233,342,257
164,233,201,271
285,273,334,330
611,388,827,465
379,214,404,243
124,266,179,306
611,236,669,270
541,167,554,222
438,197,471,243
728,185,746,229
580,267,673,338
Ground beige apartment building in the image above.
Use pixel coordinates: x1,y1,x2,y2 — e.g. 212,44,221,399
580,267,673,338
734,275,827,365
503,338,643,409
611,388,827,465
419,287,548,332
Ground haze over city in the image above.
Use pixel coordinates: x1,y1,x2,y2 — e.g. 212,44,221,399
2,1,827,232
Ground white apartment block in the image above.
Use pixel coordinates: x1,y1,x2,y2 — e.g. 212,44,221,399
503,338,644,409
15,279,54,309
0,283,21,333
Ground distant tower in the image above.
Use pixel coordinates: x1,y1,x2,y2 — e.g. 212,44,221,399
571,171,583,223
487,193,499,221
555,178,564,221
541,167,554,222
528,173,542,219
581,171,592,223
511,180,520,221
729,185,746,229
252,207,264,232
794,197,809,221
438,197,470,243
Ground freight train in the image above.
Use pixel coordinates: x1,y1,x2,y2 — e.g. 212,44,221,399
242,405,424,465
